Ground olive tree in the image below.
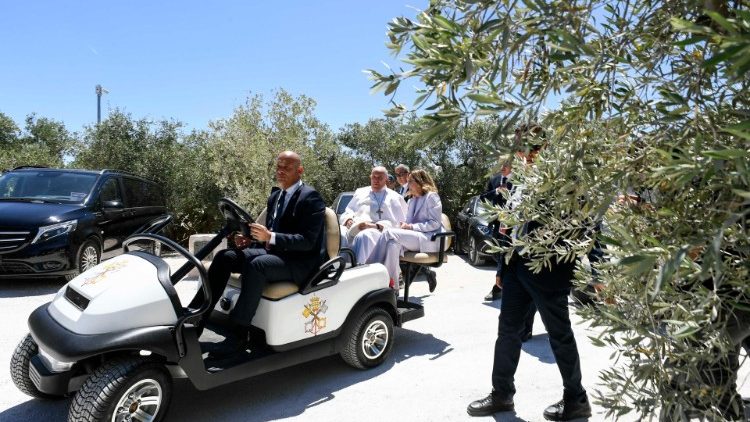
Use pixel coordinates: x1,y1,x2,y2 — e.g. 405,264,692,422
0,113,74,170
205,90,341,212
369,0,749,419
74,110,218,242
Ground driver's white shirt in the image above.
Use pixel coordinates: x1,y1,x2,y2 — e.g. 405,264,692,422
269,180,304,245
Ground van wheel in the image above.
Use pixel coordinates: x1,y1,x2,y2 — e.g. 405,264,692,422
341,307,393,369
65,239,100,281
469,237,484,266
69,357,172,422
10,334,62,399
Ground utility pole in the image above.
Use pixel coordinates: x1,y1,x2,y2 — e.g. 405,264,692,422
95,84,109,124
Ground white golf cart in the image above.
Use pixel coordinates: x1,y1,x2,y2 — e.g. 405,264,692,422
10,198,425,422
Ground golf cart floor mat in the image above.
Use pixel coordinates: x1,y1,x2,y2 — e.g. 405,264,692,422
198,324,273,372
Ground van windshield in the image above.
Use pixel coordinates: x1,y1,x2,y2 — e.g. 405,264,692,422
0,171,98,204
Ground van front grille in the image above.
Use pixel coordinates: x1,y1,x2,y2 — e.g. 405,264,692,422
0,261,34,274
0,230,32,254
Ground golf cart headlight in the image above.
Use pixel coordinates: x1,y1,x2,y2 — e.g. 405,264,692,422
32,220,78,244
38,347,75,373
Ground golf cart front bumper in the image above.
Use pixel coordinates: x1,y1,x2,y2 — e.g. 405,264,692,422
28,353,79,395
29,305,180,363
27,304,181,392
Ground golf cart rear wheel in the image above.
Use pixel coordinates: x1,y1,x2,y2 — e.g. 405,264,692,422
341,307,394,369
10,334,62,399
69,357,171,422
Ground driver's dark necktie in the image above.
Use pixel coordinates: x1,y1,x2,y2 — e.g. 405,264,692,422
271,190,287,231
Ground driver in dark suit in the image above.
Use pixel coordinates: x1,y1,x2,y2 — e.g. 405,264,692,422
193,150,326,357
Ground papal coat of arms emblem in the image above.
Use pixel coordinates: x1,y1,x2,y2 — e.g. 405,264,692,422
80,260,128,287
302,296,328,335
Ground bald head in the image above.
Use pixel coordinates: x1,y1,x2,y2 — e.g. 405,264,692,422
370,166,388,191
278,151,301,166
276,150,303,189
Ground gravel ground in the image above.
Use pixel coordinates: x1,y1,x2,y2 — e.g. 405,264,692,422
1,254,748,421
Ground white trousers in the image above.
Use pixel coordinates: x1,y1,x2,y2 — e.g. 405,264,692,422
350,228,385,265
366,228,435,286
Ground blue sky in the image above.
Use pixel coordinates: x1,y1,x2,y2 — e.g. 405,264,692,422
0,1,420,135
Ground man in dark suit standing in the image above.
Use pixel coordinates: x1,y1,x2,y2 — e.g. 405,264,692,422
481,163,512,302
467,124,594,421
196,150,326,356
481,163,537,342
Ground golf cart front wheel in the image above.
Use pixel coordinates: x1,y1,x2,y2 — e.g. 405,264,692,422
10,334,63,399
341,307,394,369
69,357,171,422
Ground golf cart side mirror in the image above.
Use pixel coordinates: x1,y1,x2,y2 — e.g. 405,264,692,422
102,200,124,209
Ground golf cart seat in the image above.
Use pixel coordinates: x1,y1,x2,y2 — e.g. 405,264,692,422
227,207,342,300
399,213,455,299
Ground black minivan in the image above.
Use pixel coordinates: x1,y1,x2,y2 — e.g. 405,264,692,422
0,167,167,280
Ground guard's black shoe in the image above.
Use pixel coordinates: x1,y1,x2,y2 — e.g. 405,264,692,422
521,330,533,342
467,393,514,416
543,397,592,421
484,286,502,301
426,269,437,292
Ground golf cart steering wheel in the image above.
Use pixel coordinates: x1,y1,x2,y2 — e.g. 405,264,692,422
218,198,255,237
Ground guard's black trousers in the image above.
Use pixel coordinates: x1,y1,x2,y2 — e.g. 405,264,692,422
491,257,586,401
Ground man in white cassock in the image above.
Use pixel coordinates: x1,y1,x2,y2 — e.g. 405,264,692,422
339,166,407,272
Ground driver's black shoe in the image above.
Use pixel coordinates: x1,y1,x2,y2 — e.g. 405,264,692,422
426,269,437,292
467,393,514,416
521,330,533,342
543,396,591,421
206,326,250,359
484,285,502,301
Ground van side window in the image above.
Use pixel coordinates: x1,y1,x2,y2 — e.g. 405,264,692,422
142,182,166,207
100,178,121,203
122,178,165,207
122,178,146,208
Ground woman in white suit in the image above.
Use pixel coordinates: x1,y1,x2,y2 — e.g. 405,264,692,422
367,169,443,290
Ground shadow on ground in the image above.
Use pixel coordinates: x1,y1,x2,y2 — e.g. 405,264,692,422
0,278,62,299
167,328,452,421
491,412,532,422
0,328,451,422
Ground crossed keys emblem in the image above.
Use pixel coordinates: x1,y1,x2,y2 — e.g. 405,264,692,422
81,261,128,287
302,296,328,335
